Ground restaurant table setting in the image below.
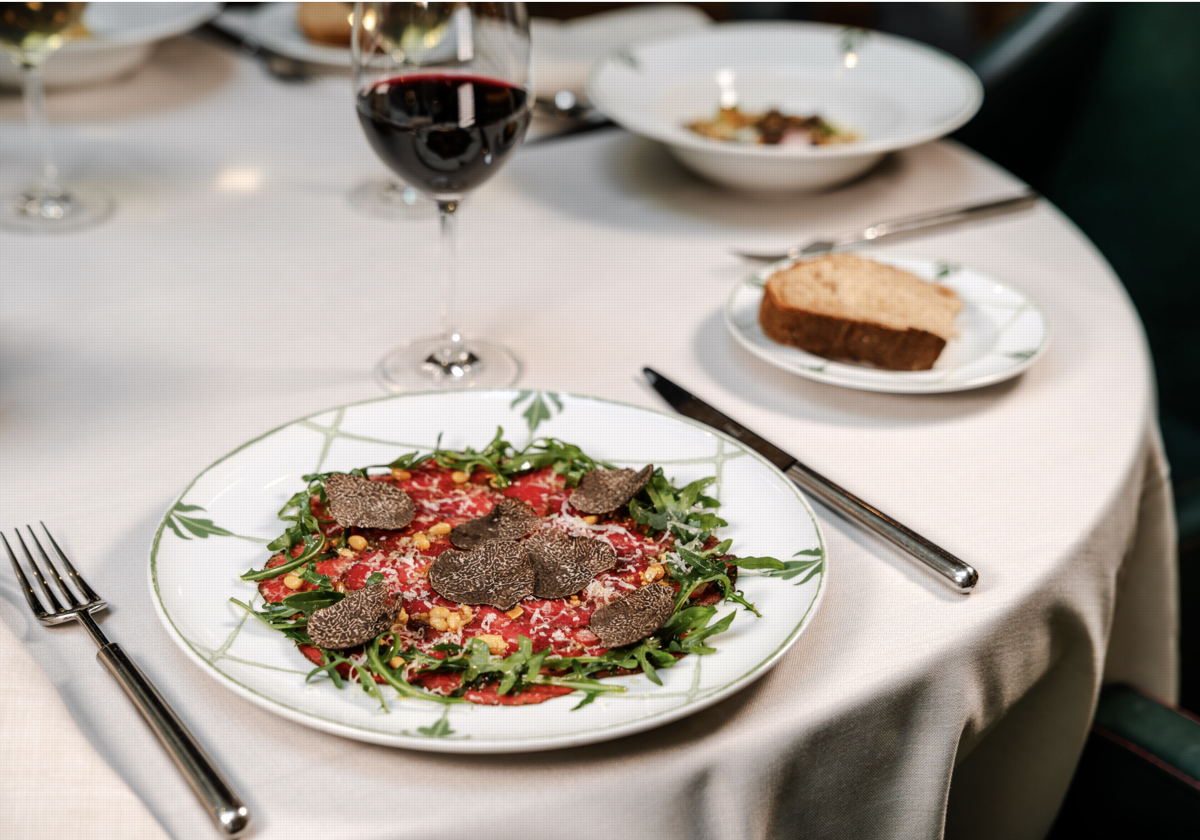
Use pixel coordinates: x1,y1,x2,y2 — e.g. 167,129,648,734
0,3,1179,839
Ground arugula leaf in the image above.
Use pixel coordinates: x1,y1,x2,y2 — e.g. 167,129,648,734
629,471,727,548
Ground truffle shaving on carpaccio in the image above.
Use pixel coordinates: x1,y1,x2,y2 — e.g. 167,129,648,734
233,432,783,709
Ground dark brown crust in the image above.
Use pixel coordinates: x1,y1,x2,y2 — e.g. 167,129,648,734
758,282,947,371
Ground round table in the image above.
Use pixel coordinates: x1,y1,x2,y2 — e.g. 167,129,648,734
0,35,1176,840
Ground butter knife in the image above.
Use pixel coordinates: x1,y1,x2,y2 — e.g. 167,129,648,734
643,368,978,592
733,192,1039,262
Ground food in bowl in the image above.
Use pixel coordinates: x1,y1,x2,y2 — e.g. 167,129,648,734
758,253,961,370
686,106,858,147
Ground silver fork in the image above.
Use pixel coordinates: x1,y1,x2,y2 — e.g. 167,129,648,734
3,524,251,836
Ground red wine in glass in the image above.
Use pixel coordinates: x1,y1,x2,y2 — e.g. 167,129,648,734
353,2,532,391
357,74,530,200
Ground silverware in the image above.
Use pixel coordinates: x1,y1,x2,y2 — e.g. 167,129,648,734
642,369,978,593
3,524,252,836
194,21,314,83
732,192,1040,262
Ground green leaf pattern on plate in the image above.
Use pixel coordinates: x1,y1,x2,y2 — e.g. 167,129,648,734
151,392,826,748
165,502,268,543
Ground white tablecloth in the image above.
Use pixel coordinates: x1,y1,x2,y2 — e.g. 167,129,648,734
0,36,1177,840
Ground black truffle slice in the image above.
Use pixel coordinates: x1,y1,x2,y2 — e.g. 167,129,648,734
526,530,617,599
589,583,675,648
449,497,541,550
569,465,654,515
428,539,534,610
306,583,399,650
325,472,415,530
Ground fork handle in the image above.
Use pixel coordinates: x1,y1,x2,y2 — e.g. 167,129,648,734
97,643,251,836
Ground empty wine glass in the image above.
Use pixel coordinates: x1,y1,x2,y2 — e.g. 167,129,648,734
0,2,113,232
353,1,531,389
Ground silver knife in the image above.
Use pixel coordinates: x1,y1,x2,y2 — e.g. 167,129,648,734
732,192,1039,262
643,368,978,592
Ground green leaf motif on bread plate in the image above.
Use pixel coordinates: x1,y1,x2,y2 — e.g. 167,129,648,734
614,47,639,70
1007,349,1037,361
933,261,961,280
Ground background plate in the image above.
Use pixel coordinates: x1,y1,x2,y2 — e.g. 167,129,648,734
149,390,827,753
726,253,1049,393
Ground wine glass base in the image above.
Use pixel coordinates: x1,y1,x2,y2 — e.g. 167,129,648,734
377,337,520,392
348,179,436,221
2,184,114,233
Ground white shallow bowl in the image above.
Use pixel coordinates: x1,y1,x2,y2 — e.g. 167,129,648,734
0,3,218,90
587,22,982,193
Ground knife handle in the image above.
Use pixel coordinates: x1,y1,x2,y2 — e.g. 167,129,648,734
784,462,978,592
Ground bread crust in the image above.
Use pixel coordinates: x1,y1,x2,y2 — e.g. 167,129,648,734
759,281,948,371
297,2,353,47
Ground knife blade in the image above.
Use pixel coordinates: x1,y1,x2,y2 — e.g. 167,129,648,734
643,368,978,593
732,192,1039,262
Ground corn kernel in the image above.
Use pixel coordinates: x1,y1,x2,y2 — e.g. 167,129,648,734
348,535,367,551
451,470,469,484
428,522,451,536
505,606,524,620
391,468,411,481
283,574,303,590
413,533,431,550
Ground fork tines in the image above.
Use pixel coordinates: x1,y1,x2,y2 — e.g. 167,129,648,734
2,523,107,625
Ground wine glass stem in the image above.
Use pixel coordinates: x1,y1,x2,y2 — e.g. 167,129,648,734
20,62,62,200
437,199,460,349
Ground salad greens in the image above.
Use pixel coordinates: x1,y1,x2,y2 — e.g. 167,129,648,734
232,431,783,711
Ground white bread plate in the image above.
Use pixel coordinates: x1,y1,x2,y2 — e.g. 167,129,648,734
587,22,982,193
0,3,218,90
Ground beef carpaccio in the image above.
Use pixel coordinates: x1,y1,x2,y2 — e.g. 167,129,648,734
235,435,776,710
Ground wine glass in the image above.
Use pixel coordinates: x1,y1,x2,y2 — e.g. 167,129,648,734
347,176,436,221
0,2,113,232
353,1,531,390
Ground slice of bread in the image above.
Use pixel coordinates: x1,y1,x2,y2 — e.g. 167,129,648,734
297,2,354,47
758,253,962,371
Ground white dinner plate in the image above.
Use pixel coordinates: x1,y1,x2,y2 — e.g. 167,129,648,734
250,1,351,67
726,253,1050,394
149,390,827,753
0,3,220,89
